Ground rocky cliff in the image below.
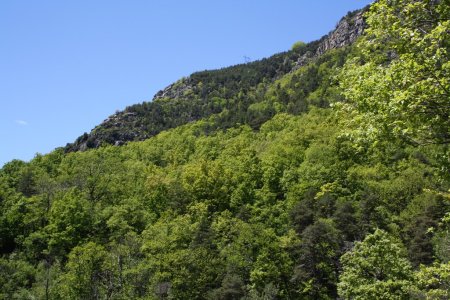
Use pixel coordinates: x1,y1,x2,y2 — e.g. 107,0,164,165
293,10,365,70
316,10,365,56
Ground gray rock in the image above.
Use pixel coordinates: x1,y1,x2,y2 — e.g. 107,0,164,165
293,10,366,70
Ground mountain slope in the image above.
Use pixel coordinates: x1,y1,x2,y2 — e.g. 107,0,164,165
65,9,365,152
1,1,449,299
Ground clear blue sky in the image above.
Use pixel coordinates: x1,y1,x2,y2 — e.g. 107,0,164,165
0,0,372,167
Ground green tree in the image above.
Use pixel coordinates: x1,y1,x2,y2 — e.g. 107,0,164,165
338,229,413,299
293,219,341,299
411,262,450,299
339,0,450,145
0,256,35,299
432,211,450,263
46,189,93,258
291,41,307,52
56,242,116,300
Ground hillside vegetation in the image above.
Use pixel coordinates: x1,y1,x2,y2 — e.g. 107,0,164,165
65,8,364,152
1,0,449,299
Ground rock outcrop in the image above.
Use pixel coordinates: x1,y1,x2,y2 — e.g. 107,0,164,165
293,10,366,70
153,79,194,101
316,11,365,56
65,110,149,152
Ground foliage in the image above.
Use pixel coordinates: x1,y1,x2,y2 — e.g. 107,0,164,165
1,1,450,298
66,28,334,152
338,229,414,299
339,0,450,145
411,262,450,299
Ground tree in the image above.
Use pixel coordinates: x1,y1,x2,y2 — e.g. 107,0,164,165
411,262,450,299
339,0,450,145
293,219,341,299
291,41,307,52
46,189,93,258
208,273,246,300
0,257,36,299
432,212,450,263
56,242,116,300
338,229,413,299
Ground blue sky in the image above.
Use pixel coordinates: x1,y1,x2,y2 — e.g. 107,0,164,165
0,1,372,167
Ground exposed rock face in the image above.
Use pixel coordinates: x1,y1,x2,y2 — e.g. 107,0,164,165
316,11,365,56
293,10,366,70
65,110,149,152
153,79,193,101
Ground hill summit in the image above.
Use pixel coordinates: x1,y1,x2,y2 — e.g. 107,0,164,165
2,1,449,299
66,9,365,152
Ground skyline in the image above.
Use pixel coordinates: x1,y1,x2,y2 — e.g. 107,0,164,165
0,1,372,166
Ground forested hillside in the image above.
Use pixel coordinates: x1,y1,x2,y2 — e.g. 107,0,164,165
65,8,365,152
1,0,449,299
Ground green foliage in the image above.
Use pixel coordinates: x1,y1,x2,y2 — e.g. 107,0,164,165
411,262,450,299
291,41,306,52
400,192,448,266
0,256,35,299
56,242,114,299
339,0,450,145
1,106,448,299
432,211,450,263
1,2,450,298
67,32,337,152
338,229,414,299
293,219,341,299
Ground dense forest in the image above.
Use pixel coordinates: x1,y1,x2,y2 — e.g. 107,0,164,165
1,0,450,299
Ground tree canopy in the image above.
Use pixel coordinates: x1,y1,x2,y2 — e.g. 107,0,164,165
1,0,449,298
